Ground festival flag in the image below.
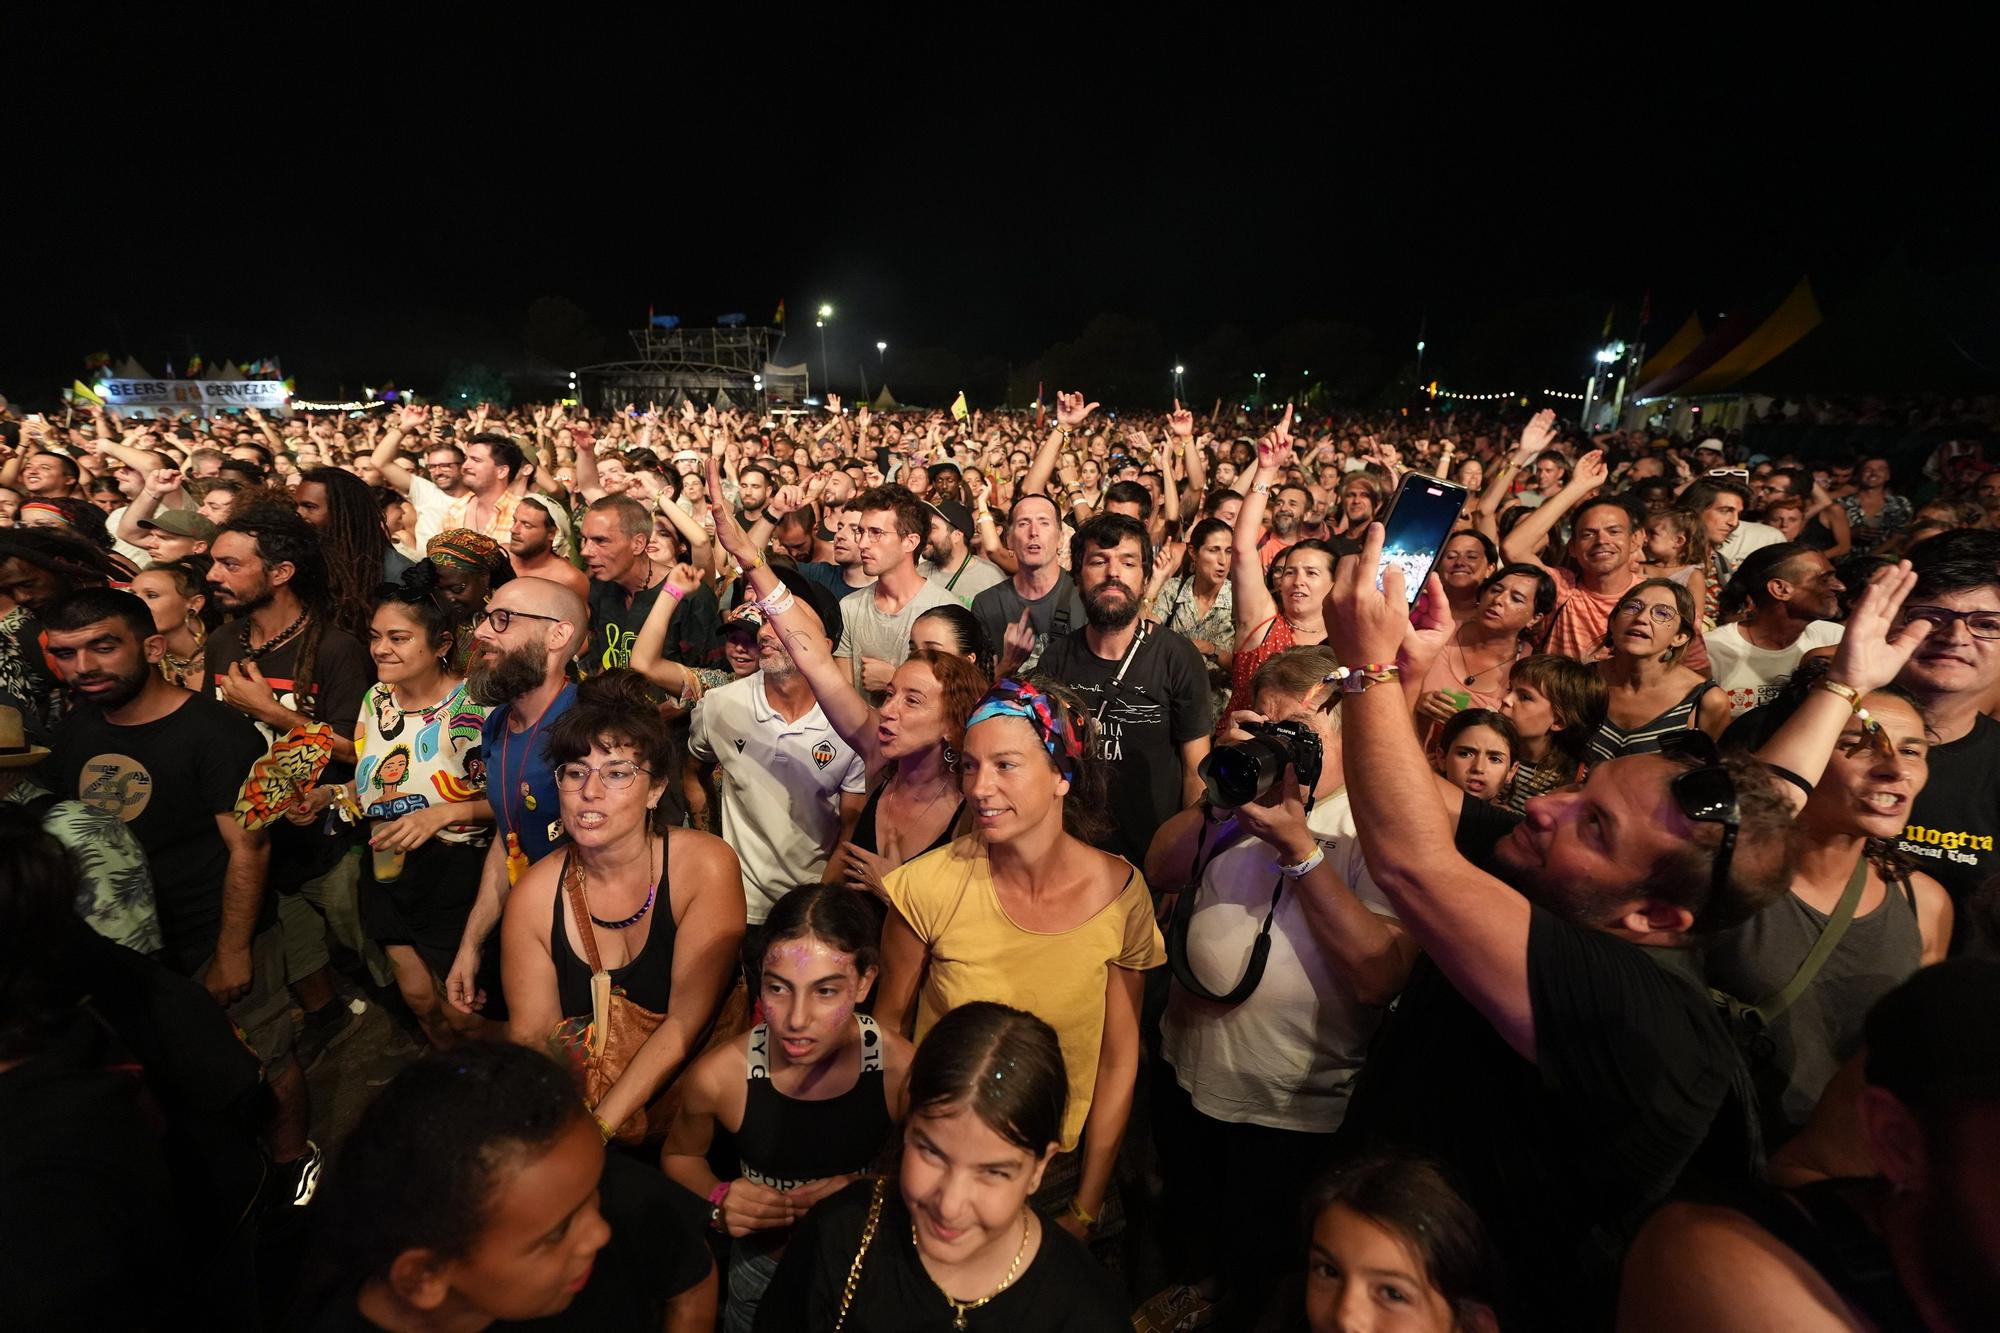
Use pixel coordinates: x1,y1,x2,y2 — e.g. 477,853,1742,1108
773,299,786,329
950,391,969,422
185,353,205,378
282,377,296,394
69,380,104,406
83,350,112,372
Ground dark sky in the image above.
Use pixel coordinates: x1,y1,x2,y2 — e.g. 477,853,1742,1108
7,24,1993,406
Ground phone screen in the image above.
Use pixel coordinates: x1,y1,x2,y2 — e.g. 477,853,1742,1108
1375,473,1470,604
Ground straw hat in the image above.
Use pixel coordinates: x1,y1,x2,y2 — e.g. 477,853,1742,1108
0,704,51,769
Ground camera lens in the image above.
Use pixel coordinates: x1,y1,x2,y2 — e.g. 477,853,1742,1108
1200,736,1286,808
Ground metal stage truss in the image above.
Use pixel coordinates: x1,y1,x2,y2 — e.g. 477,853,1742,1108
573,326,781,413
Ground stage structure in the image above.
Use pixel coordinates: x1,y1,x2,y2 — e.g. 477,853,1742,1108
573,324,804,413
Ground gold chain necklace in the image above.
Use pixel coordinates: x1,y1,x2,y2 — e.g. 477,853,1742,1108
914,1211,1031,1330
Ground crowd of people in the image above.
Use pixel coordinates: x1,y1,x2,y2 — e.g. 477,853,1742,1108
2,386,1999,1332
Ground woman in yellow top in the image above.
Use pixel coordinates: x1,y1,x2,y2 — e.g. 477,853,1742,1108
877,677,1164,1244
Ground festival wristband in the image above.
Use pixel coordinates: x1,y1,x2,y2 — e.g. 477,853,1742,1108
662,582,686,603
1068,1198,1098,1228
1279,846,1326,879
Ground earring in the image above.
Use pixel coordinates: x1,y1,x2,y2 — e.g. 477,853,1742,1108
942,742,958,770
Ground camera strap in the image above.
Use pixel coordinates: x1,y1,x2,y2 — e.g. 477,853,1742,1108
1164,815,1288,1008
1094,622,1150,725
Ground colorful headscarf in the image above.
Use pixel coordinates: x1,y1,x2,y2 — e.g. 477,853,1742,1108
965,678,1085,776
17,501,75,528
426,528,506,575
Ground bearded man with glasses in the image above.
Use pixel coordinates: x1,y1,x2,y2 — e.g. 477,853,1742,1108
443,577,588,1019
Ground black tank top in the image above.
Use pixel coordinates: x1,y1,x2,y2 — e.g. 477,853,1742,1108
734,1015,891,1190
852,778,963,859
551,843,676,1018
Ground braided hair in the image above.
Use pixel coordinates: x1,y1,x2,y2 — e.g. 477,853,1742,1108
220,502,332,721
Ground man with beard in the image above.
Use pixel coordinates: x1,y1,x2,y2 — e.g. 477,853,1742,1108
204,504,379,1069
687,577,866,925
444,576,586,1019
1502,450,1710,672
1256,481,1311,570
38,588,311,1198
0,527,122,736
507,491,588,601
1321,527,1928,1329
1037,514,1213,865
732,463,773,529
1618,958,2000,1333
917,497,1004,606
1706,543,1847,716
972,492,1087,676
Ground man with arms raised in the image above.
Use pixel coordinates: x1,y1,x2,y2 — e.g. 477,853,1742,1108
971,491,1087,676
1502,448,1710,672
370,408,524,545
1318,527,1926,1327
445,576,587,1020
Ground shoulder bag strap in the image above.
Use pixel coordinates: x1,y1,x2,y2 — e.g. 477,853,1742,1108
1757,851,1871,1024
559,851,614,1059
834,1177,889,1332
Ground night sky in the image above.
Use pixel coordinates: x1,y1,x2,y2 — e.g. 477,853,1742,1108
7,26,1993,408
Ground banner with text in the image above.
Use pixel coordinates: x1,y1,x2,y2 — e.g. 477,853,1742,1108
99,379,292,413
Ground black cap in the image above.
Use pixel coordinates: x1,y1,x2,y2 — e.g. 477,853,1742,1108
925,499,975,542
1864,958,2000,1105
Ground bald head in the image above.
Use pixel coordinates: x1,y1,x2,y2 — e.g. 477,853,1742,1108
495,575,586,630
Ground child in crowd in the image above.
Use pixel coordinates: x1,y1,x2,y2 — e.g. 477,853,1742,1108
1431,708,1519,803
1495,655,1606,813
1639,509,1716,628
1295,1153,1503,1333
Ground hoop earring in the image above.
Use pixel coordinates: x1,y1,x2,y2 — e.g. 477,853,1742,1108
942,742,959,770
185,610,207,649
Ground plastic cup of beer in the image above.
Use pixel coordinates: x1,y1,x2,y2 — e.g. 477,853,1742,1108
372,840,406,883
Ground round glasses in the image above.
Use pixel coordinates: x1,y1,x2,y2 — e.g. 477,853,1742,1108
473,607,562,634
1613,599,1681,625
553,762,652,791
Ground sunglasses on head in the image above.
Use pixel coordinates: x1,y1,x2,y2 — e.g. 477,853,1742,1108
1658,731,1739,913
1706,467,1750,479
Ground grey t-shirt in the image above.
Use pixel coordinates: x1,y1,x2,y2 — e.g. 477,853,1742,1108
971,573,1088,675
835,578,960,703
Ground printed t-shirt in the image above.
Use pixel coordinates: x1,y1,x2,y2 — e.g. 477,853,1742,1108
353,680,492,845
1897,713,2000,919
1705,620,1844,716
46,692,271,975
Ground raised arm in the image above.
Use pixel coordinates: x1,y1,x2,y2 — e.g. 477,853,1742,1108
707,458,886,771
1170,401,1206,496
369,405,429,493
1499,448,1609,569
1231,405,1293,634
1328,527,1537,1061
628,563,709,698
1022,391,1097,499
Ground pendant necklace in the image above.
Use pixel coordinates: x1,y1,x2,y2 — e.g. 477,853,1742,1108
1451,638,1509,689
584,836,659,930
915,1210,1031,1330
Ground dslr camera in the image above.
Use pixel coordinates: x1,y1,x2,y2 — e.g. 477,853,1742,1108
1199,719,1324,809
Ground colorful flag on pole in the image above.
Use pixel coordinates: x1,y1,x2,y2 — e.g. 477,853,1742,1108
950,391,969,422
83,350,111,372
69,380,104,406
773,299,786,329
185,353,205,378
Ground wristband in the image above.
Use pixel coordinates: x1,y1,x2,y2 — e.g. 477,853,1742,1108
759,587,796,618
1812,679,1864,712
1329,663,1400,695
707,1181,732,1231
1280,846,1326,879
1067,1198,1098,1228
593,1114,616,1143
661,582,686,603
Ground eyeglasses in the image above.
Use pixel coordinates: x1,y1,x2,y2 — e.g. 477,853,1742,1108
472,607,562,634
553,761,653,791
1706,467,1750,479
1899,605,2000,641
1660,732,1740,914
1613,599,1681,625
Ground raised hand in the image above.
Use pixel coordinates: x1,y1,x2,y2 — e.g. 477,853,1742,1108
145,467,183,496
1055,391,1100,429
1167,399,1195,439
1569,449,1610,493
825,393,841,415
1515,408,1558,463
768,484,805,519
397,404,428,433
999,608,1037,674
1255,404,1296,471
1826,561,1924,695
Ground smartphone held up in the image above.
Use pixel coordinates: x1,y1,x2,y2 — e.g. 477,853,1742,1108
1372,473,1468,604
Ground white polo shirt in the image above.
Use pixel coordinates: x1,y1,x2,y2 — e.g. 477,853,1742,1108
687,671,868,924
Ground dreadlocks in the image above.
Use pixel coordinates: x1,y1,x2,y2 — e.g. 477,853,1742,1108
218,502,333,722
0,526,126,591
299,467,392,641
